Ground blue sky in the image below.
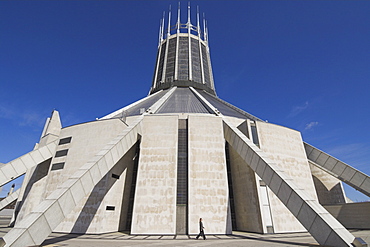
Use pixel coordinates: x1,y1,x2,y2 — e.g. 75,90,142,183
1,1,369,201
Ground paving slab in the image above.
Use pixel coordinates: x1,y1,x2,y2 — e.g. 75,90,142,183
1,215,369,246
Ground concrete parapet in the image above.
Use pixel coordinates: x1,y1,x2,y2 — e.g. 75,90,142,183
324,202,370,229
223,118,360,247
1,117,143,247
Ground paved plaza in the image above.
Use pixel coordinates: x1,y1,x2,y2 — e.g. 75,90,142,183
1,214,369,246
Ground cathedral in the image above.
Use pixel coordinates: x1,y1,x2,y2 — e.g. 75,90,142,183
0,4,369,247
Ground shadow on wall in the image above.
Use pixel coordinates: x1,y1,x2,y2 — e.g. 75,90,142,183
70,143,138,234
312,175,346,205
11,158,51,226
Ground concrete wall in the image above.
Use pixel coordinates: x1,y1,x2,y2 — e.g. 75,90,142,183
324,202,370,229
257,121,318,233
188,115,231,235
228,145,264,233
55,144,136,233
310,163,347,205
131,115,178,234
15,119,129,233
14,159,51,224
44,119,128,198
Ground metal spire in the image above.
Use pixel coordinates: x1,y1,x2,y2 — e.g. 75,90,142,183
187,2,191,23
161,12,165,42
158,12,165,46
197,6,200,37
203,13,207,41
177,2,180,33
167,5,171,38
187,2,191,32
205,20,209,43
158,19,161,46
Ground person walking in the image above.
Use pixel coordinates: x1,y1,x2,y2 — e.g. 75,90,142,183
195,218,206,240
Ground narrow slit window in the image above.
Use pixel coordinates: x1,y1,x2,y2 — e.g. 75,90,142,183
58,137,72,145
55,149,68,157
106,206,115,211
51,162,65,171
112,174,120,179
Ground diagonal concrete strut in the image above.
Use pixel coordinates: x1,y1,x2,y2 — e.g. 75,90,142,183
0,117,143,247
0,189,20,212
0,141,58,188
223,118,362,247
304,142,370,197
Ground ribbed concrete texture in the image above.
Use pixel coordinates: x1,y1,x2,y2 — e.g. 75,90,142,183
131,116,178,234
255,121,317,233
188,115,231,235
223,118,357,247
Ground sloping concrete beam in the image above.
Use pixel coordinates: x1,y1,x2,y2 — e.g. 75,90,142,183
0,117,143,247
304,142,370,197
0,189,20,212
223,118,360,247
0,141,58,188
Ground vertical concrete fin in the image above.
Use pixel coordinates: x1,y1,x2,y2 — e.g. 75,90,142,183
0,140,58,187
1,117,143,247
223,118,357,247
0,189,20,211
304,142,370,197
40,117,50,139
39,110,62,145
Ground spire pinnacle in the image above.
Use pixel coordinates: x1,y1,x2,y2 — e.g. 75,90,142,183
158,12,165,46
187,2,191,24
197,6,200,37
203,13,208,43
188,2,191,32
161,12,165,42
177,2,181,33
167,5,171,38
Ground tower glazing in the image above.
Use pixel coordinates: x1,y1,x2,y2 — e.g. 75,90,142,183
150,4,215,95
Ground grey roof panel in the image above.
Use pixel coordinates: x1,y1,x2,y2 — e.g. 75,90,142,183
156,87,211,114
197,89,262,121
124,90,169,116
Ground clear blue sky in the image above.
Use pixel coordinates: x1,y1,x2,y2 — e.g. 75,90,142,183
1,1,369,201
